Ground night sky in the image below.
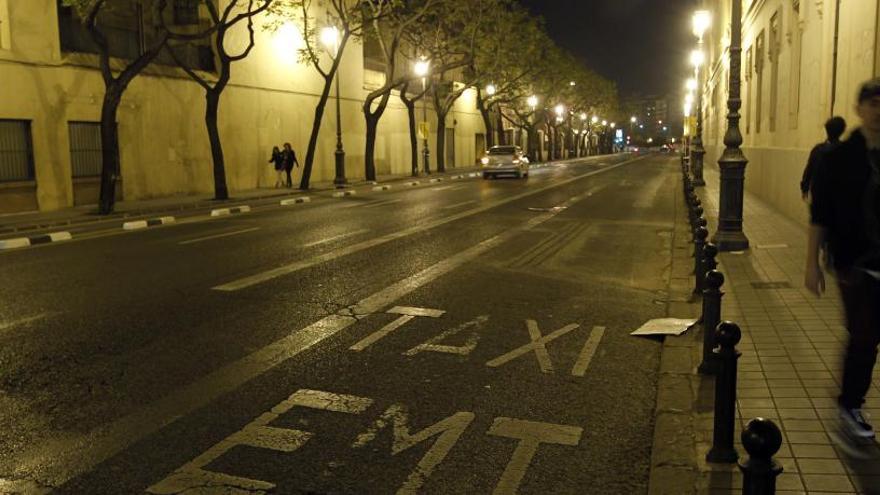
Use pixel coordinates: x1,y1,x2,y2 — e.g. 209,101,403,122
517,0,696,98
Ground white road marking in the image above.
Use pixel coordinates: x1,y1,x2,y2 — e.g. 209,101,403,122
352,405,475,494
350,306,445,352
570,326,606,377
214,156,644,291
442,200,477,210
0,312,51,333
178,227,260,245
364,199,403,209
430,186,454,191
148,389,372,494
11,165,622,485
303,229,370,248
756,243,789,249
485,321,580,373
487,418,583,495
404,315,489,356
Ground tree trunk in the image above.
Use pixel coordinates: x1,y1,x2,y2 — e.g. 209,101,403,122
363,93,390,182
205,88,229,200
496,111,506,145
365,112,380,181
98,88,122,214
403,98,418,176
436,111,446,173
300,76,332,190
477,95,493,148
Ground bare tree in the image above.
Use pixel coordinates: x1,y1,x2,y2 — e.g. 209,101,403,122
166,0,273,200
63,0,173,214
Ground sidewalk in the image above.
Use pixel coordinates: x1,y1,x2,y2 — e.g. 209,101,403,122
649,165,880,494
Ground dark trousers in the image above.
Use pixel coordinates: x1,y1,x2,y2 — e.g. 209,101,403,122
838,269,880,409
285,168,293,187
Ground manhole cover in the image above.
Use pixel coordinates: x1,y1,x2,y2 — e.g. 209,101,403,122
750,281,792,289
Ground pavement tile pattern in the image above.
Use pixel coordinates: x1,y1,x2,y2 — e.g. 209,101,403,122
694,166,880,494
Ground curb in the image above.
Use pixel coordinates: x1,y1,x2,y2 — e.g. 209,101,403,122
280,197,311,206
332,190,357,198
0,231,72,250
428,178,443,183
210,206,251,217
372,185,392,191
122,216,176,231
405,181,420,187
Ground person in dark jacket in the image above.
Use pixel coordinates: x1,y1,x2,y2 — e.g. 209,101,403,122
282,142,299,188
269,146,285,188
806,79,880,440
801,116,846,199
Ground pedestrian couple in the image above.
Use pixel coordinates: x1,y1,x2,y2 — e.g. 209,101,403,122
805,78,880,441
269,143,299,188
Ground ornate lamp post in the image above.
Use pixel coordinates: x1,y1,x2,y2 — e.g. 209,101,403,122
321,26,346,188
414,58,431,174
712,0,750,251
690,48,707,186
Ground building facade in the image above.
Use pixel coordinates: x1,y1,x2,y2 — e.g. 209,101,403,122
0,1,486,213
699,0,880,224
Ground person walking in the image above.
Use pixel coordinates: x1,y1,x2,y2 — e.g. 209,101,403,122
269,146,285,188
282,142,299,188
806,79,880,439
801,116,846,199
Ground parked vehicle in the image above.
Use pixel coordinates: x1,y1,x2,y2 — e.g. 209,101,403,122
480,145,529,179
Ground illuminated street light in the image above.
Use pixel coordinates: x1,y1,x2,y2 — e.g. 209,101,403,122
580,113,587,121
414,58,431,174
321,25,346,187
601,120,607,126
630,116,637,123
610,122,616,128
554,104,565,117
692,10,711,41
690,50,705,68
591,115,599,124
569,81,576,86
527,95,538,109
485,84,497,96
685,93,694,105
686,78,697,91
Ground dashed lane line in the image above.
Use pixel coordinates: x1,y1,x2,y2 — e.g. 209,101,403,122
302,229,370,248
213,155,647,291
363,199,403,209
9,165,619,487
178,227,261,245
442,200,477,210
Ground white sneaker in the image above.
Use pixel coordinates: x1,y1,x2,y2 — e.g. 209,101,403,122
840,407,875,439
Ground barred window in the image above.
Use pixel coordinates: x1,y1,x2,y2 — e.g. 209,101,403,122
0,120,35,182
69,122,103,178
173,0,200,25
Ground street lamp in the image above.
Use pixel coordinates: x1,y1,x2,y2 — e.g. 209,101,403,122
527,95,538,109
414,58,430,174
710,0,750,253
686,78,697,92
485,84,497,96
321,26,346,188
693,10,711,41
591,115,599,124
554,104,565,117
690,48,707,186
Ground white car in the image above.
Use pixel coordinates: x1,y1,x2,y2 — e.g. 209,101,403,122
480,145,529,179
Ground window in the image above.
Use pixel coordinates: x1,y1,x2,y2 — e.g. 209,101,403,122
68,122,103,178
0,120,35,182
362,29,385,72
769,11,781,132
173,0,200,25
745,46,752,134
755,30,765,133
789,0,803,128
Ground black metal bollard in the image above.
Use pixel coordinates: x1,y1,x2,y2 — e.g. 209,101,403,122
739,418,784,495
703,243,718,272
691,205,703,228
698,270,724,375
692,217,707,245
693,226,708,292
706,321,741,464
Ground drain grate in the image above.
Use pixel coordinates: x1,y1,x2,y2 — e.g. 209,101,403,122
750,281,792,289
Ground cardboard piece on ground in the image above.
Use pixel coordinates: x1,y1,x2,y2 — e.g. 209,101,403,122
630,318,697,337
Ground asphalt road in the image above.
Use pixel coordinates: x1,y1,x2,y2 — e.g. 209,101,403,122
0,152,681,494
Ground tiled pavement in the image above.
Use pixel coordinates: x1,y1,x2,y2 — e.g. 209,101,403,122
693,165,880,494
